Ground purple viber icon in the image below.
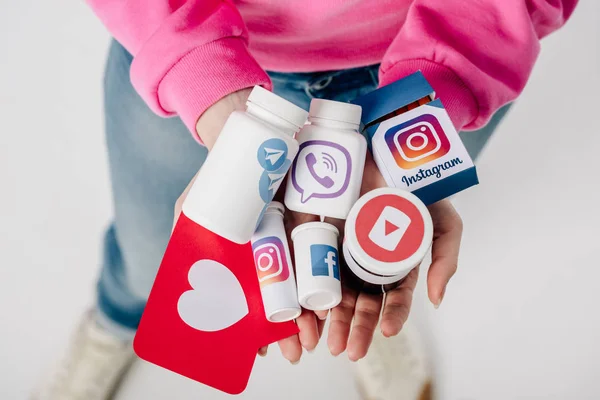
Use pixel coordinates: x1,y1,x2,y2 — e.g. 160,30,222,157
291,140,352,203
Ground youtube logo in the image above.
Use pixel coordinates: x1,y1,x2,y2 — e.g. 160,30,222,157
345,188,433,280
368,206,411,252
352,192,426,264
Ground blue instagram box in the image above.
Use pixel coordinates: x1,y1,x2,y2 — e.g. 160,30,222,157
351,71,479,205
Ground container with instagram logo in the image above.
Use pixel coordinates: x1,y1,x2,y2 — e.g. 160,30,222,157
351,72,478,206
284,99,367,219
251,202,301,322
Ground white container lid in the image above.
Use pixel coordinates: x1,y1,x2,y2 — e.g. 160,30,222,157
247,86,308,130
309,99,362,126
264,201,285,217
291,221,339,240
342,240,405,285
267,307,302,323
291,221,341,311
301,288,340,310
344,188,433,277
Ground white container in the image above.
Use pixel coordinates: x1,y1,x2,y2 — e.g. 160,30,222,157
183,86,308,244
291,222,341,311
251,202,301,322
285,99,367,220
344,188,433,293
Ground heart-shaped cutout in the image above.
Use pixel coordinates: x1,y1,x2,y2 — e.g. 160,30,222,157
177,259,249,332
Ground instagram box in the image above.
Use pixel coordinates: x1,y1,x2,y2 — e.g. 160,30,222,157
351,72,478,205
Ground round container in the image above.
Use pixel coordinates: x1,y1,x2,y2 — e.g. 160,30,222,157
291,222,342,310
285,99,367,220
183,86,308,244
344,188,433,293
251,202,301,322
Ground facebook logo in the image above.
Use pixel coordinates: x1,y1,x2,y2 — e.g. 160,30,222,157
310,244,340,281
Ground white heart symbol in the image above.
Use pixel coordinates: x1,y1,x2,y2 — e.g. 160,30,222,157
177,259,249,332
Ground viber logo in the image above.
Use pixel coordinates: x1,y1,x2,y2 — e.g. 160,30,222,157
384,114,450,169
291,140,352,203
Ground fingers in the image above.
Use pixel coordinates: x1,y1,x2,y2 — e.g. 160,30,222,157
380,267,419,337
327,286,358,356
427,200,463,308
296,309,320,352
317,316,326,340
277,309,321,363
277,335,302,364
314,309,329,321
258,346,268,357
346,292,383,362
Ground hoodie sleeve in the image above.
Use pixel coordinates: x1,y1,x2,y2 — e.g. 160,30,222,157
379,0,578,130
87,0,270,135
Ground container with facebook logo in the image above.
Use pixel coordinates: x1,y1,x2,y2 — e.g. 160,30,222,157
291,222,342,311
351,71,478,205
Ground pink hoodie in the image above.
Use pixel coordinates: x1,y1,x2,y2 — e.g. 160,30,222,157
88,0,576,138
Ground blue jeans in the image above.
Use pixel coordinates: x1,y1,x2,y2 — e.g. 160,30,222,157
97,40,505,330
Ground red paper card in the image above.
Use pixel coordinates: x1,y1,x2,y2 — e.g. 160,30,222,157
134,213,298,394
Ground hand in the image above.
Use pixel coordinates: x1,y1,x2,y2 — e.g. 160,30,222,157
275,152,463,363
194,88,253,149
174,88,252,230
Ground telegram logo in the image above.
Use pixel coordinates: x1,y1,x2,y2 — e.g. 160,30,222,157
257,138,291,205
257,138,288,172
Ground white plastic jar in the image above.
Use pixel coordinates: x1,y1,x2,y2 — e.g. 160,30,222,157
291,221,342,311
251,202,301,322
183,86,308,244
343,188,433,294
284,99,367,220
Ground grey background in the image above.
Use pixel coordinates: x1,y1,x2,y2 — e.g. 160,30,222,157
0,1,598,399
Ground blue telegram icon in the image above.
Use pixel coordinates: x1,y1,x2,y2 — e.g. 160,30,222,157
310,244,340,280
257,138,290,204
258,160,291,203
257,138,288,171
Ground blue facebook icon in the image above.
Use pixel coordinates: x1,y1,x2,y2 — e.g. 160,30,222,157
310,244,340,281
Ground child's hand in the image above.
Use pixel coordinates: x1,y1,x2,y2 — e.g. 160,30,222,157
276,152,463,362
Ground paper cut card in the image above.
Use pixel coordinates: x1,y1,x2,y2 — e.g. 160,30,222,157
134,213,299,394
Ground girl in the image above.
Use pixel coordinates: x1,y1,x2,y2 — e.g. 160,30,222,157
35,1,576,399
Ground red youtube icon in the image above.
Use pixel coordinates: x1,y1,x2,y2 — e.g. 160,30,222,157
355,194,425,263
134,213,298,394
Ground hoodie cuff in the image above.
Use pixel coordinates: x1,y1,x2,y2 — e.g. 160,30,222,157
157,37,271,142
379,59,479,131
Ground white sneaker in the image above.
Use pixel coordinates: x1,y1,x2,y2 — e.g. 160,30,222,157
33,311,136,400
355,320,433,400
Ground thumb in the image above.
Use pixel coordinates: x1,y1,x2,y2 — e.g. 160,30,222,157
426,200,463,308
172,172,199,232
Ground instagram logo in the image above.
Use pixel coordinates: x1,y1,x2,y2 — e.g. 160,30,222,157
252,237,290,288
384,114,450,169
